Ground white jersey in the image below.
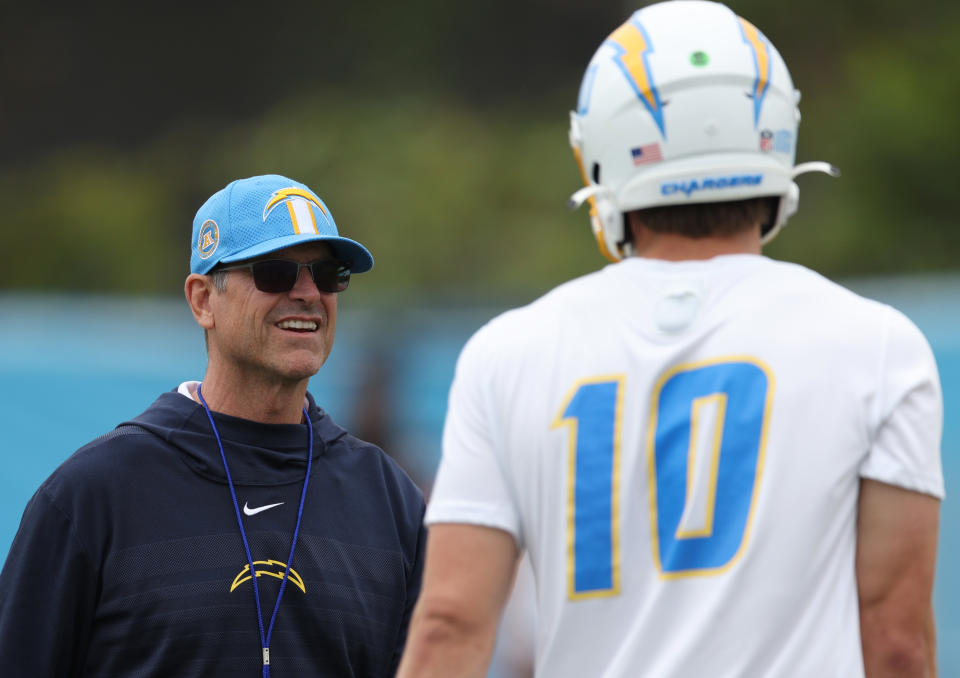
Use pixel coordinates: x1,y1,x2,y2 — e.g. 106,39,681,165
426,255,944,678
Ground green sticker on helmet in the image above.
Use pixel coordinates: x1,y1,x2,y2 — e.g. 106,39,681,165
690,51,710,67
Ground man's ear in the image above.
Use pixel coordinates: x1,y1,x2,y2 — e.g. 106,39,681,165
185,274,216,330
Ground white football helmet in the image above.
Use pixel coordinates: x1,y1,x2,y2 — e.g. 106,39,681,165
569,0,838,261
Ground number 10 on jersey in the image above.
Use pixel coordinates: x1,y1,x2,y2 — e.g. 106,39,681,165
554,359,773,598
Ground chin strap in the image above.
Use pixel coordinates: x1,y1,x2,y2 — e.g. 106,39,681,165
568,184,627,262
567,184,606,210
762,161,841,244
569,121,629,262
793,161,841,178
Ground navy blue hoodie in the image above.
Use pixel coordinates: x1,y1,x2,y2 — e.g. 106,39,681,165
0,390,426,677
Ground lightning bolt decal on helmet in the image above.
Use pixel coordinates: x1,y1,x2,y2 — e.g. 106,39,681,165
568,0,838,260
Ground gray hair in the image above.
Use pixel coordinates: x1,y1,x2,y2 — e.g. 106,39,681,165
210,270,228,293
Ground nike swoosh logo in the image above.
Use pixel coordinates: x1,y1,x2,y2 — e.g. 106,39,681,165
243,501,285,516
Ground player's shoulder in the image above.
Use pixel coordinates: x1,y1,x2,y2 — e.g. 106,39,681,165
763,259,934,356
467,268,607,347
756,257,863,299
761,259,907,319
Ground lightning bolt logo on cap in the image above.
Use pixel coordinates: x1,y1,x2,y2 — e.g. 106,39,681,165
263,187,331,235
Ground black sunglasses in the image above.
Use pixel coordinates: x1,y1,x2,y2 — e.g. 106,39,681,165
216,259,351,294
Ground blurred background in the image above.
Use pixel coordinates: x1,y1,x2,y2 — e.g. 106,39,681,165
0,0,957,674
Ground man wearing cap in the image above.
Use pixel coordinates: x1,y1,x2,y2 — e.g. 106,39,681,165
0,175,425,677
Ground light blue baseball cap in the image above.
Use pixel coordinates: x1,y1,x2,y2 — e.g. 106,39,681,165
190,174,374,275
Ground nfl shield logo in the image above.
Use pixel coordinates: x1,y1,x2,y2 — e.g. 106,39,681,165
760,130,774,153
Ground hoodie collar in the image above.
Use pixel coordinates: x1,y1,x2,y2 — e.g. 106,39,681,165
122,390,347,486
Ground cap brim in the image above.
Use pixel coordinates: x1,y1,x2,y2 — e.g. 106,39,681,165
218,234,374,273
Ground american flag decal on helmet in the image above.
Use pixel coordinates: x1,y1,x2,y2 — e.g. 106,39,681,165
631,143,663,166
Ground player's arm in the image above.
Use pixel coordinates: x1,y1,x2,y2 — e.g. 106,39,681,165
856,478,940,678
856,307,944,677
395,523,519,678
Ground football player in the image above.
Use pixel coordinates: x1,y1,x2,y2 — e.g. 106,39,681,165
397,2,943,677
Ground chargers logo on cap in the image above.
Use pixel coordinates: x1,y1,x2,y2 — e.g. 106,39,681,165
263,188,331,235
197,219,220,259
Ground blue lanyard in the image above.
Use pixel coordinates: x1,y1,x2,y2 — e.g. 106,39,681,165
197,385,313,678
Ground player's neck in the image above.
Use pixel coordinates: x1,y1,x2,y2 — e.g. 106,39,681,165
195,364,308,425
631,227,762,261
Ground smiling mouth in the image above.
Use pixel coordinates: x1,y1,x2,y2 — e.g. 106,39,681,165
276,319,319,332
